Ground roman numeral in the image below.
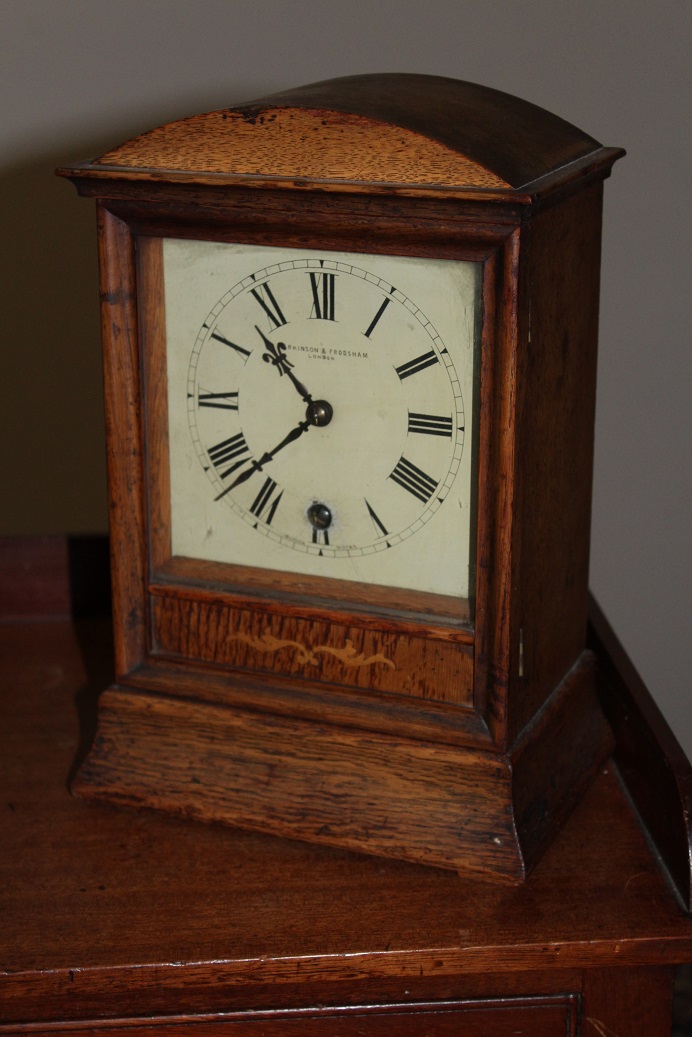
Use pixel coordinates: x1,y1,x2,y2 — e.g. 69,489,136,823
407,411,453,437
309,272,336,321
249,477,283,525
208,432,251,480
250,282,287,329
210,330,251,359
364,297,391,338
389,456,439,504
312,527,330,547
197,388,239,410
365,499,389,537
395,350,439,380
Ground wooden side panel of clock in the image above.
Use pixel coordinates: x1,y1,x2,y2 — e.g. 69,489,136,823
98,207,148,679
508,182,605,742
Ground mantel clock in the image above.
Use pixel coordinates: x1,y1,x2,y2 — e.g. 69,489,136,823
59,74,624,881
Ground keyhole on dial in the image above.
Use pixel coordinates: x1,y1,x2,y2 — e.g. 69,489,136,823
307,503,333,530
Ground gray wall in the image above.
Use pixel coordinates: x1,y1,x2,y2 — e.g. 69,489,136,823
2,1,689,758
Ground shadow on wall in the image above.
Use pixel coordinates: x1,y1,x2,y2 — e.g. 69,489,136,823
0,141,116,536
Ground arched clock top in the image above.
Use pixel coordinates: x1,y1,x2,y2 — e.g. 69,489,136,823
62,74,623,200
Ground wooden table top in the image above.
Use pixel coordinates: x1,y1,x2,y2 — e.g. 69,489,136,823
1,616,691,1024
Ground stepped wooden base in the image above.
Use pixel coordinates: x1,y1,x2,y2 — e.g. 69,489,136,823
73,658,613,881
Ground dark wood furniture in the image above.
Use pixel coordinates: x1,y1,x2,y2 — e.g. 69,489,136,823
1,536,690,1034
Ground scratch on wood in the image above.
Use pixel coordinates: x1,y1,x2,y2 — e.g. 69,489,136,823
587,1019,621,1037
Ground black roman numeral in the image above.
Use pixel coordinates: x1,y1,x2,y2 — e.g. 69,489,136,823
312,527,330,547
250,282,287,329
389,456,439,503
197,388,239,411
395,350,439,380
208,432,251,480
249,477,283,525
210,330,251,359
309,272,336,321
364,297,391,338
407,411,453,437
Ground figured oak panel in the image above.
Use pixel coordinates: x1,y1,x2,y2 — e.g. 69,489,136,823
93,73,610,193
99,108,509,192
151,591,474,704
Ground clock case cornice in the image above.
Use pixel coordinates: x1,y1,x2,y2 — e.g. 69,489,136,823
58,73,624,208
58,75,623,881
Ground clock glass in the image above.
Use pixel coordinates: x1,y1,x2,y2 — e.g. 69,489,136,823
162,241,480,603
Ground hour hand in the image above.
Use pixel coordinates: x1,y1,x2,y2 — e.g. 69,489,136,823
256,326,314,405
214,417,312,501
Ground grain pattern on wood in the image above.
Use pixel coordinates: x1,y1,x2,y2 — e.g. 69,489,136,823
100,108,511,192
80,74,620,196
2,617,691,1027
474,230,520,746
98,206,147,679
151,591,474,704
139,235,171,573
124,660,492,749
507,183,605,743
73,683,523,879
66,646,615,880
152,556,473,631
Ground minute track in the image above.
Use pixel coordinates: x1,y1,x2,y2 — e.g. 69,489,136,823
184,250,469,567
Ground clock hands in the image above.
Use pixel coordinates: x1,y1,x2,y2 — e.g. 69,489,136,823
212,326,334,502
215,417,311,501
214,397,332,502
256,326,314,407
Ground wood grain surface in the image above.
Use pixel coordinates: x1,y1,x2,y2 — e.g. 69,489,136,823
65,73,623,198
1,615,690,1028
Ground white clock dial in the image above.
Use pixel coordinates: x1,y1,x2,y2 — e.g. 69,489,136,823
164,242,479,599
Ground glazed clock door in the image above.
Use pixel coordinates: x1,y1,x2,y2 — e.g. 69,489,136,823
162,240,480,606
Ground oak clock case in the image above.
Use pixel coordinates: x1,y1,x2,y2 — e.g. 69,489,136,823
58,74,623,882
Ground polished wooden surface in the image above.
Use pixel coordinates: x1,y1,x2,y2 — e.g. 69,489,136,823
590,594,692,911
60,74,623,198
1,606,690,1029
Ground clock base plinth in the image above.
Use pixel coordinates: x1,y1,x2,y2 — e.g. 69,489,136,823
72,658,613,881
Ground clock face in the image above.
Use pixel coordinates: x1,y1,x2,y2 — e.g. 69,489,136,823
163,241,479,600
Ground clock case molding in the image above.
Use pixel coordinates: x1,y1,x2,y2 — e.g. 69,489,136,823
59,74,624,882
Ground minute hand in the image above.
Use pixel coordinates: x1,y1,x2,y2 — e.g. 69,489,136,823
214,417,311,501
